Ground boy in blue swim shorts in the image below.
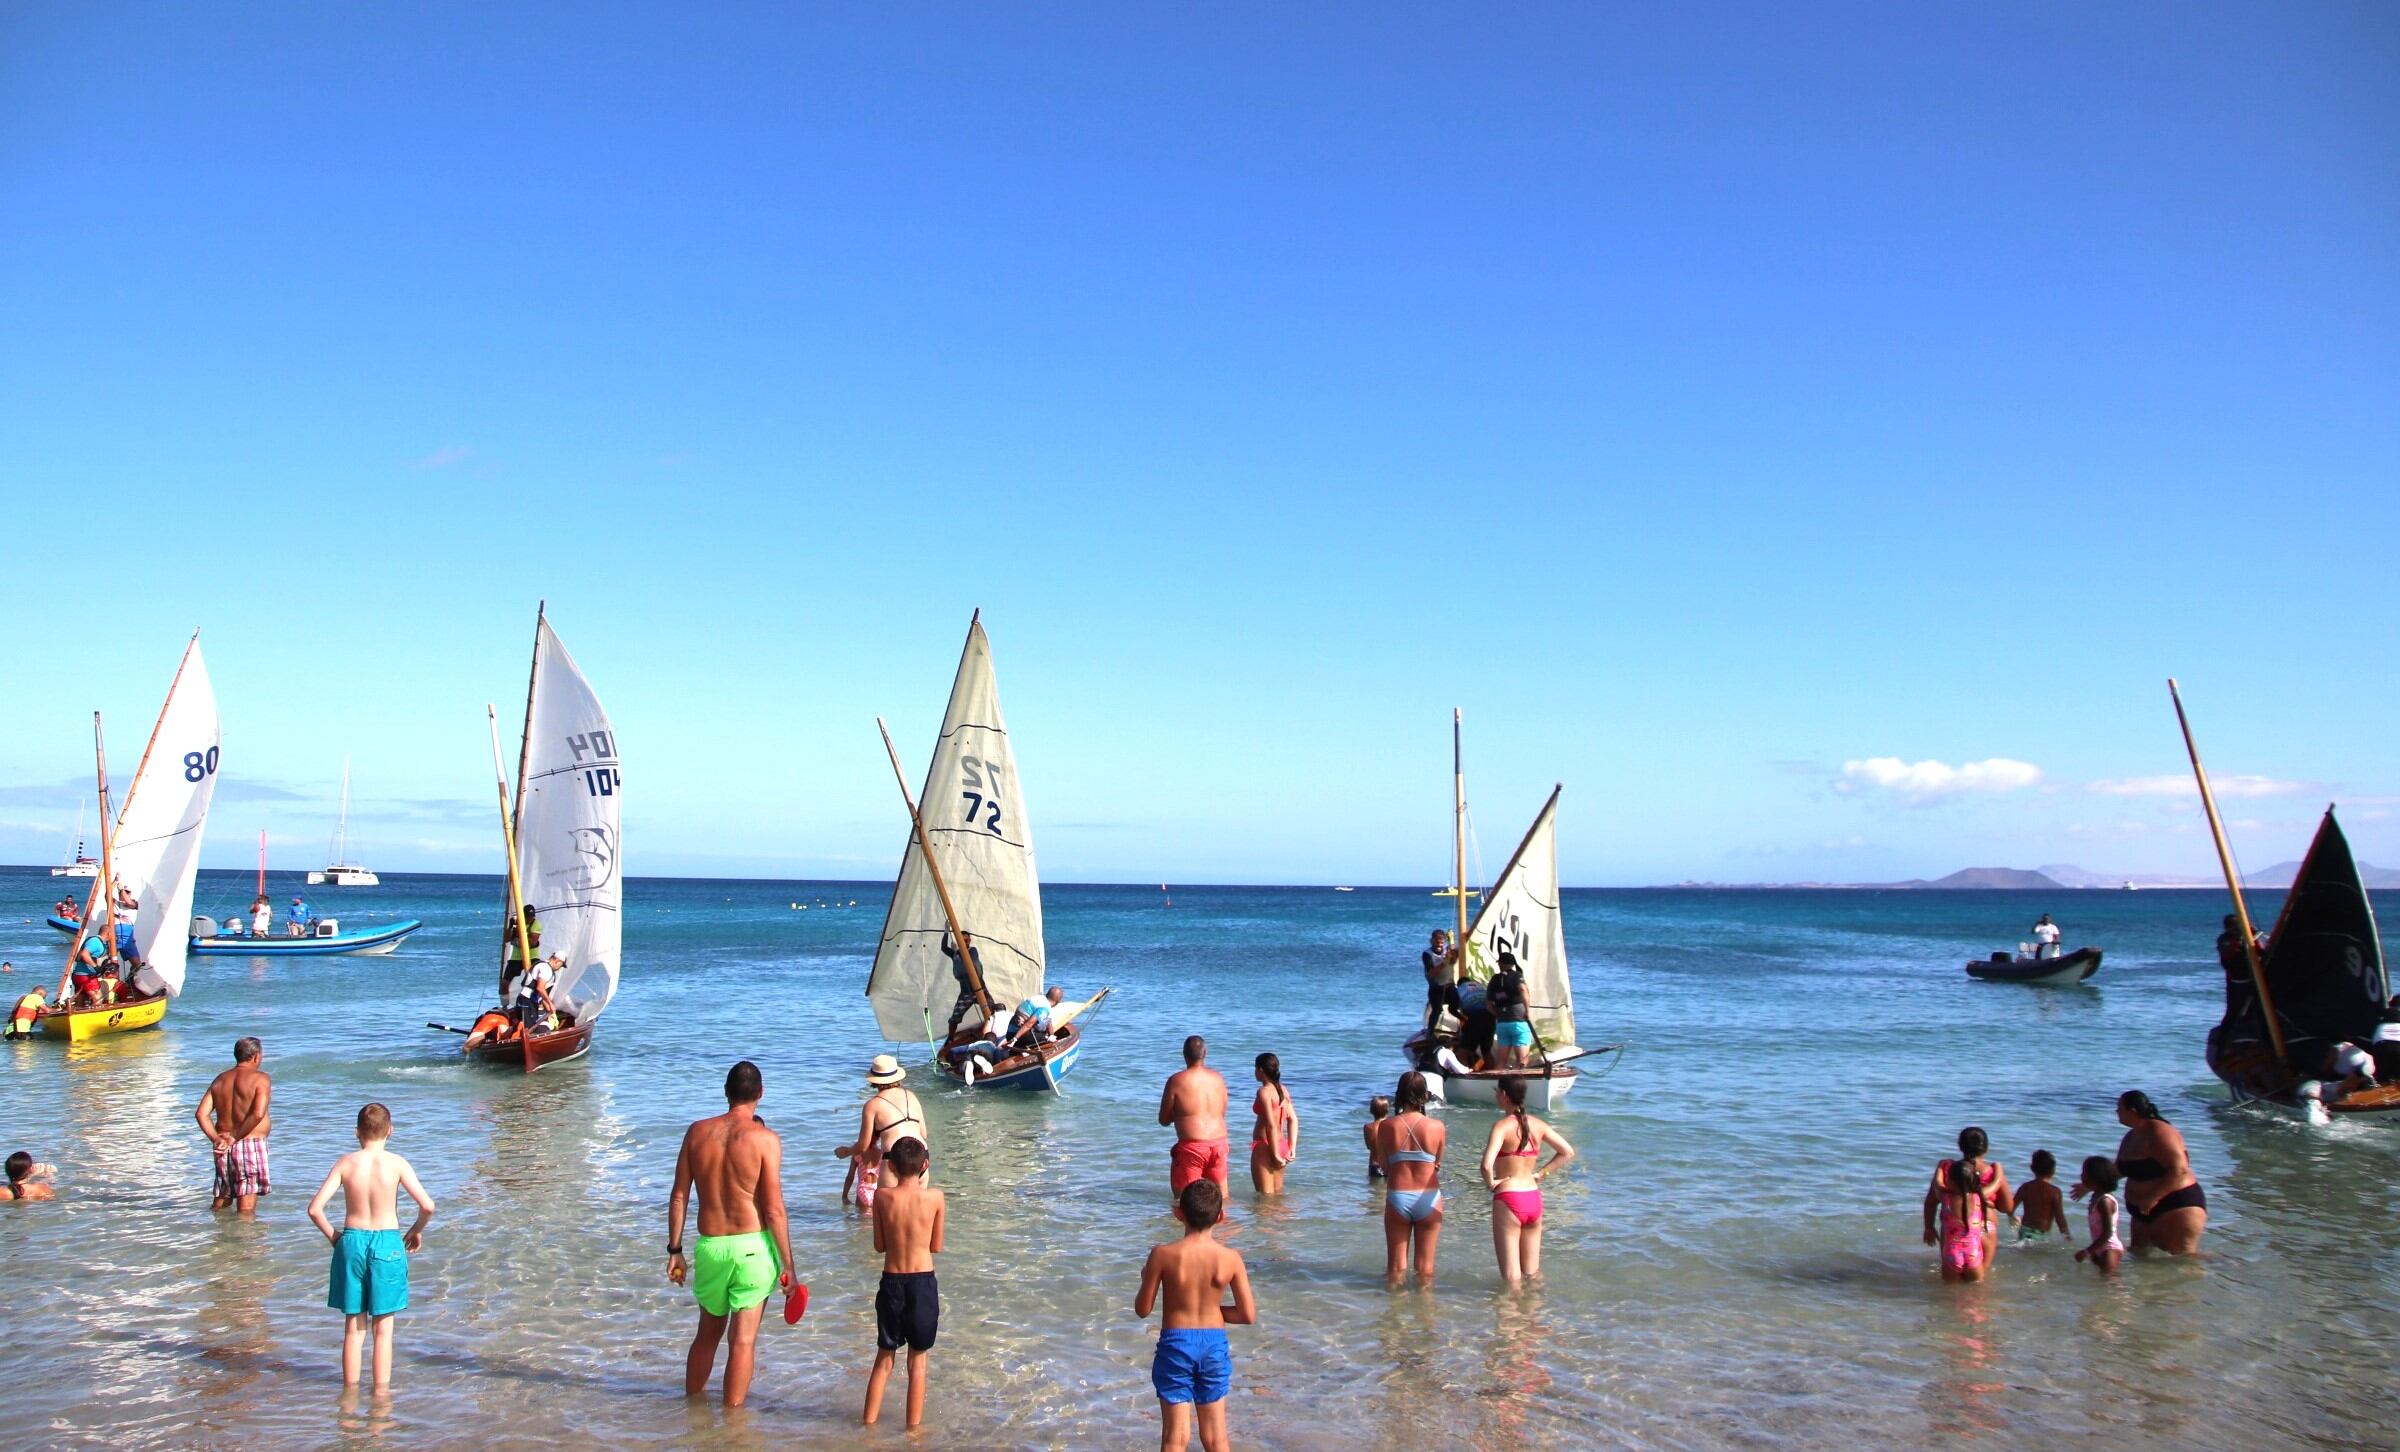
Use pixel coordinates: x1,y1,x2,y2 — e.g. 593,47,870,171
1136,1179,1255,1452
307,1102,436,1390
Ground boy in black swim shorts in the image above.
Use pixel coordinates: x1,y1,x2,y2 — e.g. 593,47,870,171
863,1137,944,1430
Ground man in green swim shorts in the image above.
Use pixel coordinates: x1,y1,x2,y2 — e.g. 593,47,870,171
669,1060,796,1409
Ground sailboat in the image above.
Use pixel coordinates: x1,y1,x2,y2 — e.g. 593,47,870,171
459,607,623,1072
1401,710,1610,1111
307,757,379,885
2171,680,2397,1123
865,613,1107,1092
44,636,220,1042
50,800,98,877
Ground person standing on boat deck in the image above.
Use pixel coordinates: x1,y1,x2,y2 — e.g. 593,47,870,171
500,906,540,990
196,1037,272,1214
669,1060,798,1410
2031,913,2061,960
109,882,140,959
939,932,985,1036
1161,1036,1232,1200
1421,930,1463,1036
288,895,315,937
250,895,271,937
70,932,112,1006
2216,913,2265,1026
2083,1090,2206,1255
512,952,561,1033
849,1055,928,1211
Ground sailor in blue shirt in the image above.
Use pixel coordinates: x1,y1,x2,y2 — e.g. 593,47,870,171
289,896,314,935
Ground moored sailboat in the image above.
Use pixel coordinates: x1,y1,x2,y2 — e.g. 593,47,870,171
1402,711,1612,1110
50,800,98,877
864,613,1106,1092
457,606,623,1072
2171,680,2397,1123
307,756,380,885
44,636,220,1042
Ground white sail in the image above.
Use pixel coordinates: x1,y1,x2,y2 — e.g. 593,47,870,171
515,617,623,1023
1461,787,1575,1050
866,616,1045,1042
111,638,220,998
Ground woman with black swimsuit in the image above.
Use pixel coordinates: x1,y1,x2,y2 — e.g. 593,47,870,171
2084,1090,2206,1254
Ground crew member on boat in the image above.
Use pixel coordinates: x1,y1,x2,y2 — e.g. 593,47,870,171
250,895,272,936
1000,986,1066,1058
2315,1041,2379,1103
110,883,140,958
7,987,47,1040
462,1007,518,1052
289,896,315,937
512,952,563,1034
2030,914,2062,960
70,932,115,1007
2216,914,2265,1027
939,932,985,1036
1487,950,1536,1070
1421,930,1462,1035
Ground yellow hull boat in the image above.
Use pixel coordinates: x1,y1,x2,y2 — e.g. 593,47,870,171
40,994,167,1042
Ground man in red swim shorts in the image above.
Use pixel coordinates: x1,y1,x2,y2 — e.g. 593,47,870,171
1159,1035,1231,1199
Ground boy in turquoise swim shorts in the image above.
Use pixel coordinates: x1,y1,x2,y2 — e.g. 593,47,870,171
1136,1180,1255,1452
306,1102,436,1390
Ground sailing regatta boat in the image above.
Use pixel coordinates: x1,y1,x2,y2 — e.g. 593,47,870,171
864,613,1107,1092
50,800,98,877
2171,680,2397,1123
1401,710,1608,1111
307,756,379,885
459,607,623,1072
44,636,220,1042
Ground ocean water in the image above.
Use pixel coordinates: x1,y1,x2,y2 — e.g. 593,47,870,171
2,867,2395,1451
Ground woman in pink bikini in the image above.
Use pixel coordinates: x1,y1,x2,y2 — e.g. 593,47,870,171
1248,1053,1299,1195
1921,1126,2014,1283
1480,1077,1575,1288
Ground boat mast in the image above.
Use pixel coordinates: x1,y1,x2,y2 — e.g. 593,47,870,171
1453,709,1469,963
256,829,266,898
335,755,351,865
2168,678,2286,1067
876,715,997,1023
488,703,535,1005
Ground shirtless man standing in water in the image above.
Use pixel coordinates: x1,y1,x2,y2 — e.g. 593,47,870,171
1159,1036,1231,1202
669,1060,797,1409
195,1036,272,1213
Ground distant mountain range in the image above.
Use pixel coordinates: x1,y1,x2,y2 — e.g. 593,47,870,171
1662,861,2400,890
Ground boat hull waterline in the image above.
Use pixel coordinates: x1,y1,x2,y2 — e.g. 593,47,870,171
38,994,168,1041
1964,946,2102,986
48,915,423,957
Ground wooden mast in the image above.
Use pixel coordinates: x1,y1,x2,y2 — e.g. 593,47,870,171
488,704,535,1026
877,715,997,1023
2168,678,2286,1068
1453,709,1470,961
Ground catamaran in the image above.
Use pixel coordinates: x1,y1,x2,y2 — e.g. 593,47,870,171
50,800,98,878
307,756,379,885
455,606,623,1072
2171,679,2397,1124
1401,709,1612,1110
865,613,1107,1092
43,636,220,1042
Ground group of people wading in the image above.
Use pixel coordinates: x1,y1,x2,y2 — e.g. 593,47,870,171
1924,1089,2208,1283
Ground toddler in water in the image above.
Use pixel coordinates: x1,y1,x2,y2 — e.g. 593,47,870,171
2073,1156,2125,1274
1362,1096,1391,1182
2013,1150,2070,1241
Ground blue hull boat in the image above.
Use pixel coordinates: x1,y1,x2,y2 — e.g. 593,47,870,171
47,915,423,957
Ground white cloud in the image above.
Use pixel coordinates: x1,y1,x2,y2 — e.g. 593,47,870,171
2087,774,2300,799
1838,757,2042,802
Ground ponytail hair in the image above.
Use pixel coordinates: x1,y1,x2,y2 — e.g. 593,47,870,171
1949,1126,1989,1194
1255,1052,1281,1086
2118,1090,2165,1122
1496,1075,1533,1152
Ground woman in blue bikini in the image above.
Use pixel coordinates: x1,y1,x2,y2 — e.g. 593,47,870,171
1370,1071,1447,1286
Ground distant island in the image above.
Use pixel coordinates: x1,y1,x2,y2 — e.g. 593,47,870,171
1657,860,2399,890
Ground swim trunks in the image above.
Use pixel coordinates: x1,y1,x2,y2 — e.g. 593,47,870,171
1151,1326,1233,1406
874,1269,939,1352
213,1137,270,1201
1170,1137,1230,1193
1494,1020,1535,1049
327,1227,409,1317
691,1230,782,1317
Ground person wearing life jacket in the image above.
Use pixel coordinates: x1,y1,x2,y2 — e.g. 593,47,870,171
7,987,47,1040
1486,951,1535,1071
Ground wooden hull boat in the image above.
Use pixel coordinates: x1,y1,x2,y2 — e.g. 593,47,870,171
2325,1084,2400,1123
40,993,168,1041
935,1020,1086,1090
1398,1031,1586,1110
465,1019,594,1072
1966,946,2102,985
192,920,421,956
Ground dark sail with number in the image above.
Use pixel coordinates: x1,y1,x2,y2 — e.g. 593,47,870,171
2249,809,2388,1070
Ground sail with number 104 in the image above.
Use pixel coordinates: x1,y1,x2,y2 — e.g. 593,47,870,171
1460,786,1579,1055
866,615,1047,1043
514,616,624,1027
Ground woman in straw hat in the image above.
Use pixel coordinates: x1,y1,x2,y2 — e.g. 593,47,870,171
842,1055,930,1210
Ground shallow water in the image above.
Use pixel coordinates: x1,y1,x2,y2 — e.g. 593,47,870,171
2,868,2395,1450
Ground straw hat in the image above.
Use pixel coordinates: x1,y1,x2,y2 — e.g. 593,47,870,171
866,1054,906,1086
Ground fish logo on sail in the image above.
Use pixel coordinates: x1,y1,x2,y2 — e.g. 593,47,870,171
566,825,618,891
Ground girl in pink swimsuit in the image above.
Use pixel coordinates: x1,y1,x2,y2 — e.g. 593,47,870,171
1922,1127,2013,1283
1248,1054,1299,1196
1481,1077,1575,1289
2073,1156,2125,1273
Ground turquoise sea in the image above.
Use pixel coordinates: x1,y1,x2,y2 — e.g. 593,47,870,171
2,866,2395,1450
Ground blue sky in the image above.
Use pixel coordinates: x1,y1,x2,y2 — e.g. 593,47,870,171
1,4,2393,886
